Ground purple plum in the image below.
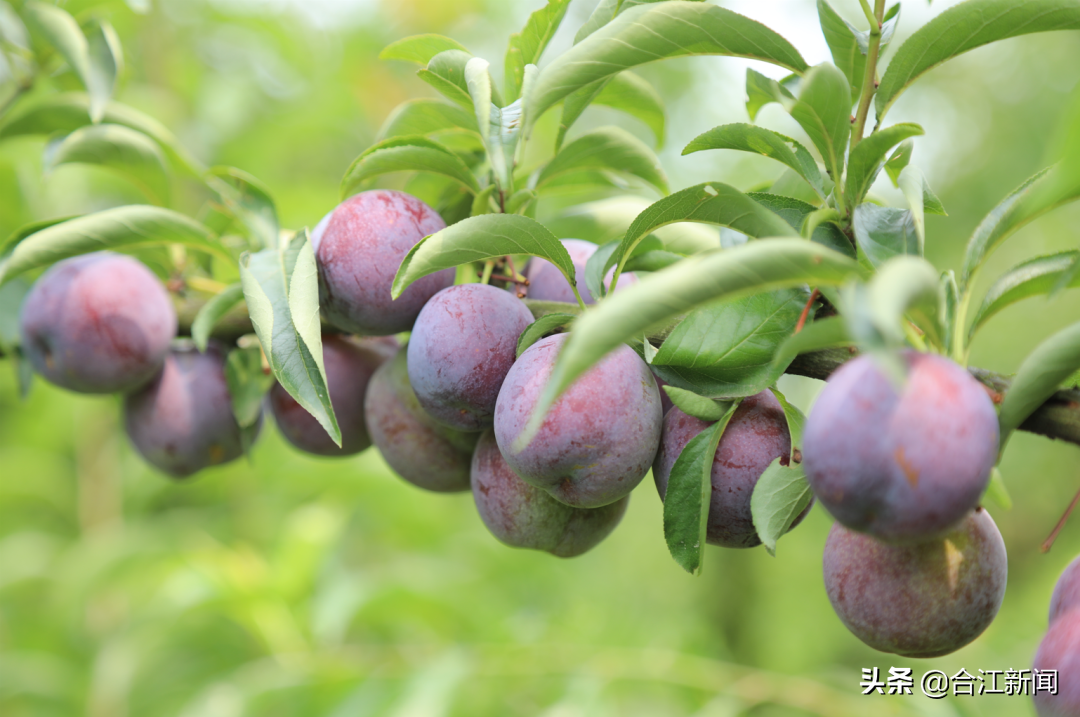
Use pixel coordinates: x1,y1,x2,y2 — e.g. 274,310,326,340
524,238,637,304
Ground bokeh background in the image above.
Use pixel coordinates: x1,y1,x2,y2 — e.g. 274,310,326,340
2,0,1080,715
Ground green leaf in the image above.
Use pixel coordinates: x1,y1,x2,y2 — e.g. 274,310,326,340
84,18,121,121
192,283,244,352
552,196,720,254
876,0,1080,120
662,385,732,421
23,3,102,120
745,69,796,122
584,239,620,302
340,136,479,199
538,126,667,194
418,50,503,110
651,289,809,399
505,0,571,100
529,1,809,133
867,255,943,348
941,269,960,356
516,239,863,450
593,71,666,148
998,320,1080,446
0,2,30,53
884,139,915,186
768,317,852,388
206,166,280,250
392,214,579,302
224,345,273,430
0,277,32,397
517,313,576,357
608,182,799,283
817,0,866,98
960,165,1080,286
663,402,738,574
683,124,824,199
750,459,812,557
377,99,479,142
239,230,340,446
46,123,170,204
844,123,925,207
574,0,707,43
853,4,901,55
466,57,520,193
380,34,469,65
770,385,806,462
624,249,682,272
0,206,227,285
0,93,204,175
0,216,75,256
786,63,852,196
853,203,918,269
969,252,1080,336
746,193,854,258
897,164,936,250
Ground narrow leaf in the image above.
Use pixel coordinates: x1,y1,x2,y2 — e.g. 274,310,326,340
47,123,170,204
380,34,469,65
529,2,808,132
745,69,796,122
517,240,864,450
392,214,578,301
224,346,273,429
884,139,914,186
378,99,479,141
970,252,1080,336
539,126,668,193
23,3,100,119
664,403,737,574
340,136,479,198
787,63,852,193
84,19,121,122
867,255,943,348
592,71,666,147
876,0,1080,120
747,193,854,258
998,320,1080,446
504,0,571,100
192,283,244,352
0,206,227,284
817,0,866,98
768,317,853,387
418,50,502,109
769,386,807,462
853,203,919,268
239,231,340,446
206,166,279,250
662,385,732,421
844,123,925,207
684,123,824,199
517,313,576,357
751,459,812,556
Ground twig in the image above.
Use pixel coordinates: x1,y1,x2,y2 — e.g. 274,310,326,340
1042,483,1080,553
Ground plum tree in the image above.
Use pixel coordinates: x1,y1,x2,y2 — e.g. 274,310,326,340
124,342,257,478
653,391,808,548
1049,556,1080,625
1033,608,1080,716
269,334,394,456
407,283,534,431
823,508,1007,658
803,351,999,544
19,252,176,394
494,333,662,509
364,346,479,492
312,190,453,336
524,238,637,304
471,431,628,557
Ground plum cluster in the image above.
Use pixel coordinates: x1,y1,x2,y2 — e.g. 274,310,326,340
804,352,1007,657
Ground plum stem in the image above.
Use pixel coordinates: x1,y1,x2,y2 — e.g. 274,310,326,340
793,289,820,334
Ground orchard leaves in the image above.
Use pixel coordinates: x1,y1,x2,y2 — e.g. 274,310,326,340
684,124,824,200
239,230,341,448
999,320,1080,447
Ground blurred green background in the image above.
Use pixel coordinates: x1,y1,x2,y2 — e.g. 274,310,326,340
2,0,1080,715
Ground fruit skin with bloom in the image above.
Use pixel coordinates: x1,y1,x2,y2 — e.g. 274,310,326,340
364,346,478,493
407,283,534,432
524,238,637,304
1049,555,1080,625
493,333,662,509
269,334,395,456
20,252,176,394
124,342,258,478
652,390,810,548
471,430,628,557
1033,608,1080,716
312,190,453,336
803,351,999,544
823,508,1007,658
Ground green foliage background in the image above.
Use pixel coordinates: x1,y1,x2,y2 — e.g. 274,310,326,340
2,0,1080,714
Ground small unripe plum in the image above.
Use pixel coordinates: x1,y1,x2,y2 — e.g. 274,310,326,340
525,238,637,304
269,334,392,456
471,431,628,557
20,252,176,394
494,333,662,509
312,190,453,336
823,509,1007,658
653,391,809,548
1033,608,1080,716
1049,556,1080,626
364,346,479,492
803,351,999,544
407,284,534,431
124,343,257,478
